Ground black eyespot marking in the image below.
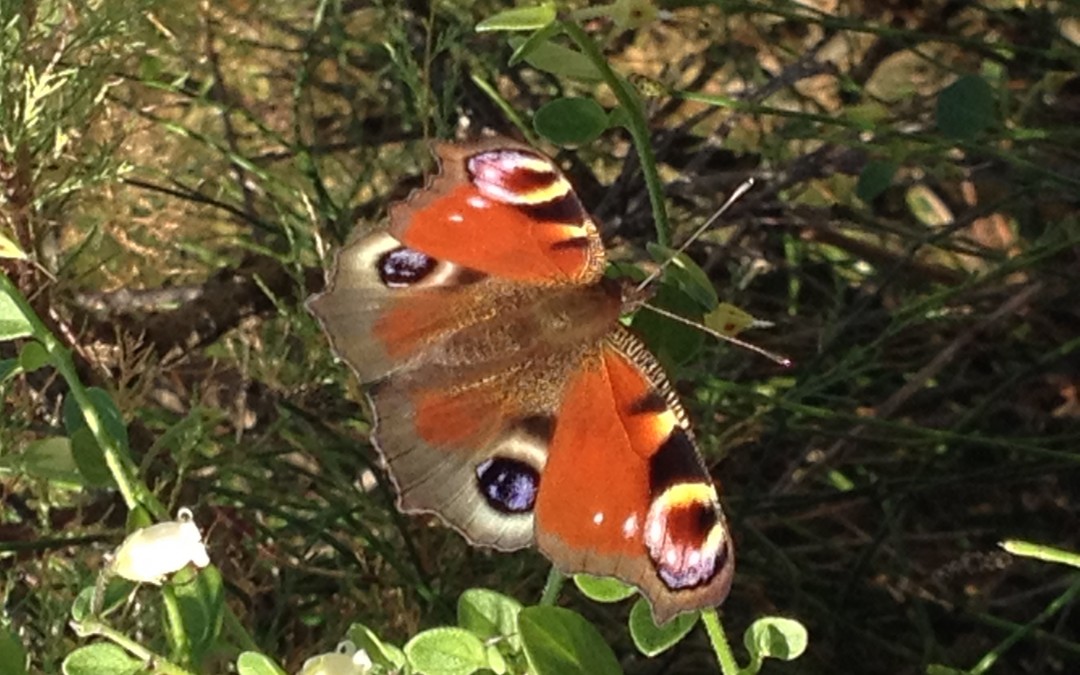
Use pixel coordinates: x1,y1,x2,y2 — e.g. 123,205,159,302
516,415,556,444
655,502,726,589
468,150,559,196
649,428,706,495
519,194,587,225
629,391,669,415
476,457,540,514
377,247,437,287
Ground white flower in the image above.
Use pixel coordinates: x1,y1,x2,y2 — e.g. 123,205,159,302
297,641,373,675
110,507,210,584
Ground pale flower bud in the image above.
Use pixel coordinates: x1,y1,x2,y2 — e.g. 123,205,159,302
297,641,373,675
110,507,210,584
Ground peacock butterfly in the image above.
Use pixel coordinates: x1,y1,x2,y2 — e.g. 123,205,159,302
308,136,734,623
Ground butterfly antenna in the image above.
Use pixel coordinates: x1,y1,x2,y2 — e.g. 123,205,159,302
640,302,792,367
635,178,756,293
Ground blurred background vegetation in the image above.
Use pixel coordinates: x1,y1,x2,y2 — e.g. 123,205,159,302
2,0,1079,672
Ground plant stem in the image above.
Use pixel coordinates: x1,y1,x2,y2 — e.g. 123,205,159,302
559,20,671,247
0,275,154,515
702,609,742,675
539,567,566,606
72,618,195,675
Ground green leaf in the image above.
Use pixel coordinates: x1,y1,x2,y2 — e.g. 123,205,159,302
61,643,143,675
629,281,705,367
236,652,288,675
0,358,19,383
0,624,28,675
627,598,698,657
534,97,608,146
743,616,809,662
936,74,996,141
573,574,637,603
169,566,225,666
508,22,561,66
17,340,50,373
71,579,136,623
646,242,719,311
519,606,622,675
62,387,129,452
405,627,489,675
508,37,602,82
346,623,407,669
21,437,84,484
457,588,523,648
0,286,33,341
607,105,632,130
69,428,115,487
855,159,898,203
476,4,556,32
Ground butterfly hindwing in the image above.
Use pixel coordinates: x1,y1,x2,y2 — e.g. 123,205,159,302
536,328,735,624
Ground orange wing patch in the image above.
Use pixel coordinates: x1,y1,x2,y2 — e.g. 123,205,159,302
536,352,648,558
390,143,603,284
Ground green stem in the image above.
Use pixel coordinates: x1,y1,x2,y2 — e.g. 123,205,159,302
969,577,1080,675
702,609,742,675
71,619,195,675
539,567,566,606
559,20,670,247
1001,540,1080,569
0,274,155,515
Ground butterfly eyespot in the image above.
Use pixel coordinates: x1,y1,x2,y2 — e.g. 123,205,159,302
476,456,540,514
377,246,437,287
645,484,729,589
468,150,571,207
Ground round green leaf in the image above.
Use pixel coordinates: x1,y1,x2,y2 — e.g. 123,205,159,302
628,598,698,657
71,579,135,623
573,574,637,603
743,616,809,662
457,588,523,647
405,627,488,675
936,74,996,141
534,97,608,146
855,159,898,203
61,643,143,675
519,606,622,675
21,437,83,484
236,651,288,675
17,341,50,373
0,624,28,675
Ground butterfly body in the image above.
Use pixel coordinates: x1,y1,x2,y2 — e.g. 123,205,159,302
310,137,734,623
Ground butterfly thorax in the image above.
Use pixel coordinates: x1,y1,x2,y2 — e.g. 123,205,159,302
428,277,624,370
